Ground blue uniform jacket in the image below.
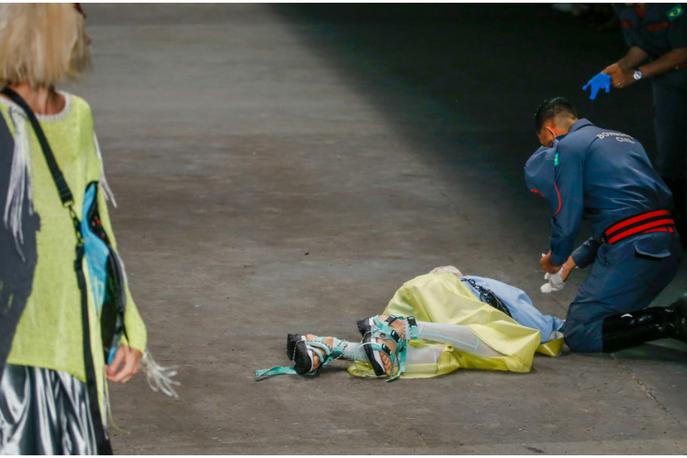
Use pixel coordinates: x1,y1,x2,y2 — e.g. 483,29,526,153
615,4,687,89
524,119,673,267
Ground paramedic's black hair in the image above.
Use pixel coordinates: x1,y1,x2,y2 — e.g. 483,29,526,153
534,97,578,132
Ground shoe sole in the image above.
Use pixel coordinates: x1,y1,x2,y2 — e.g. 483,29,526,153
286,333,301,360
293,339,314,375
357,318,373,336
362,332,387,376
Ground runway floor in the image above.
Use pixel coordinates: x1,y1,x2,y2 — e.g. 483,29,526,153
72,4,687,453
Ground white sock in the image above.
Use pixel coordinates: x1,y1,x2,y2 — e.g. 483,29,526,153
415,321,501,357
341,341,368,361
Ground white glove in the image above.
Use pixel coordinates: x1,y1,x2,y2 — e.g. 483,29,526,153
540,269,565,294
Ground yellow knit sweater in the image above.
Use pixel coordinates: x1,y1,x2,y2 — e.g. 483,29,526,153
0,92,146,397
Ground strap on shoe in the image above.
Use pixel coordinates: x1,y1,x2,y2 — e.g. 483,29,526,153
362,336,406,382
363,315,418,381
308,337,347,367
255,365,299,380
372,315,418,342
255,336,347,381
406,316,419,340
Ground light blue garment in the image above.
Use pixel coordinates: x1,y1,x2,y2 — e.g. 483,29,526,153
461,275,564,342
81,183,109,313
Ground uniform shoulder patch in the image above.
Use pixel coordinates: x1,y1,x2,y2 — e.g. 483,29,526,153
667,4,684,21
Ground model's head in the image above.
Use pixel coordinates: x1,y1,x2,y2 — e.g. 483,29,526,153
0,4,91,89
534,97,578,147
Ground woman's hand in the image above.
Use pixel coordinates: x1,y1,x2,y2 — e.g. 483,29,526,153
106,344,142,383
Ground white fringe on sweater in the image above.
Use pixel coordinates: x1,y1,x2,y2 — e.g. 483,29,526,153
3,108,33,260
93,133,117,207
141,351,180,398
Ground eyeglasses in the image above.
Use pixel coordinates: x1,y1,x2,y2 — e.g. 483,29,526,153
73,3,86,19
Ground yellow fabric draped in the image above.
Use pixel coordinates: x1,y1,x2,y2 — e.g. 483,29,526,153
348,272,562,379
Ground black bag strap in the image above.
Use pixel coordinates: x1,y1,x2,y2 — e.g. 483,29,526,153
1,87,83,242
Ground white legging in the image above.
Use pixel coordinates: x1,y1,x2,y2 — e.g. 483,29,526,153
414,321,500,358
343,321,500,364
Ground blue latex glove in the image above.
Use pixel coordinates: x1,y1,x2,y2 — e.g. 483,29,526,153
582,73,611,101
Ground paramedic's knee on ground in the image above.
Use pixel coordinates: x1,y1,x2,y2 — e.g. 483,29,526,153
562,310,604,352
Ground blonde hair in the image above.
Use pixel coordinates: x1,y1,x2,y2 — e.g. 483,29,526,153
0,4,91,88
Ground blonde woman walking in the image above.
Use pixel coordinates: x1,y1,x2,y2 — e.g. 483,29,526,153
0,4,158,454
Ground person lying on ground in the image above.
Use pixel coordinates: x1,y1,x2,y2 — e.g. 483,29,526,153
256,266,566,381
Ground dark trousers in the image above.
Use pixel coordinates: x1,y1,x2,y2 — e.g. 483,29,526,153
562,232,682,352
653,82,687,235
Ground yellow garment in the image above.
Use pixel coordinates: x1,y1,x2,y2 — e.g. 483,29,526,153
348,272,561,379
1,93,147,402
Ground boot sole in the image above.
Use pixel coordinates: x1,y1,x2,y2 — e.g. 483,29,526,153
357,318,373,337
293,340,314,375
362,332,387,377
286,333,301,360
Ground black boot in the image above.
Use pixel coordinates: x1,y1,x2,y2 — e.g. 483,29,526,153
602,308,671,352
602,297,687,352
603,295,687,353
664,295,687,341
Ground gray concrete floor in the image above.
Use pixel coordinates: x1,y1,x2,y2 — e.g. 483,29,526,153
69,4,687,454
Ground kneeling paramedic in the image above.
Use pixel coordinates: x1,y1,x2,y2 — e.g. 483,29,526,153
525,97,686,353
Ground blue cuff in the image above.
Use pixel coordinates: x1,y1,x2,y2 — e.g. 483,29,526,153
550,251,569,267
571,251,587,269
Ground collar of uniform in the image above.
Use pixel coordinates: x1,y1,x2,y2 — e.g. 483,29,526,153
556,118,593,141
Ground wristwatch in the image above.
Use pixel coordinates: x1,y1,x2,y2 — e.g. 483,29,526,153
633,69,644,81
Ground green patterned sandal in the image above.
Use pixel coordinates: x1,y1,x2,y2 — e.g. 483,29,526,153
356,315,418,381
255,334,347,380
